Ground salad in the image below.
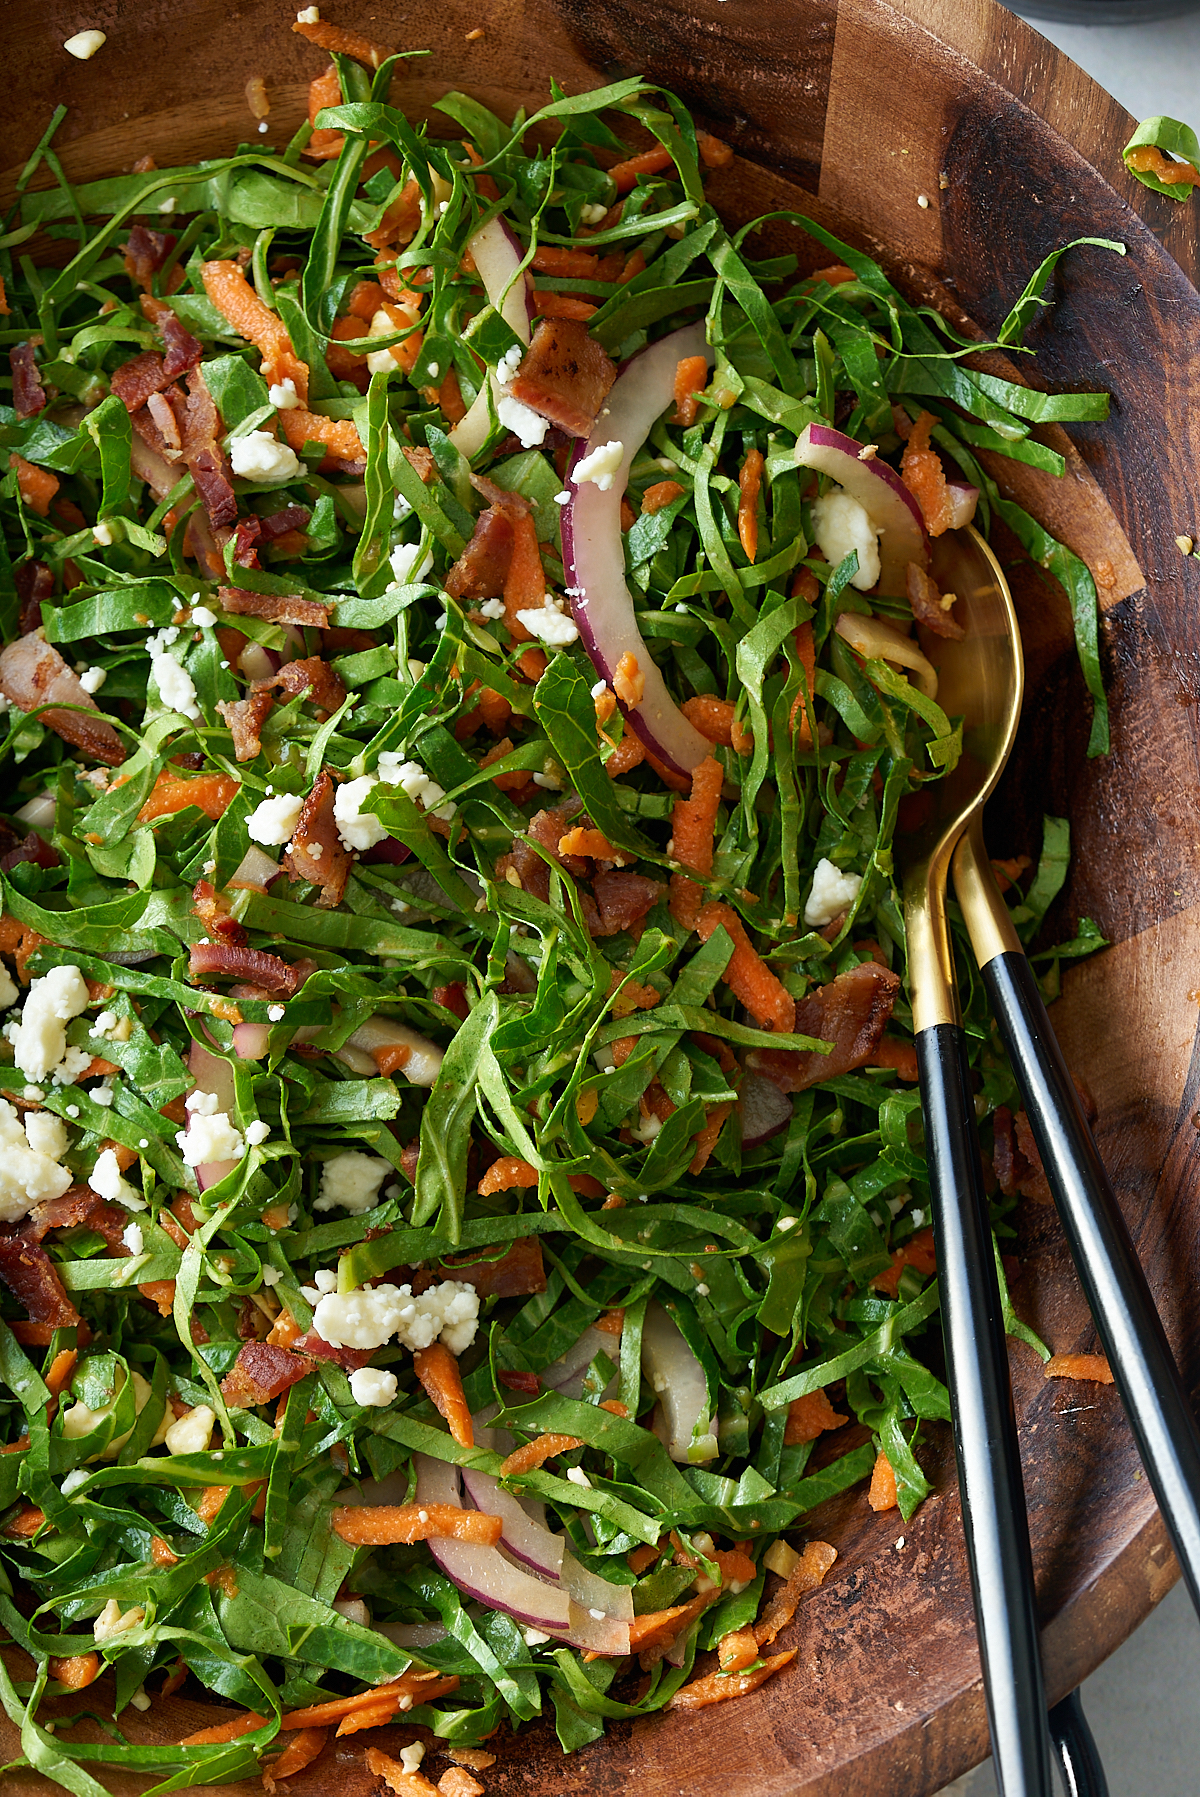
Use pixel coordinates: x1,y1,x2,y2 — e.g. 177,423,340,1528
0,15,1116,1793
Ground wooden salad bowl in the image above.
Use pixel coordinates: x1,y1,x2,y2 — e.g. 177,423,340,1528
5,0,1200,1792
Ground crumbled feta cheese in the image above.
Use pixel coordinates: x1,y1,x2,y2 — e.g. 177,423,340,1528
399,1745,425,1775
523,1627,550,1646
122,1222,144,1256
90,1009,117,1038
808,488,881,592
90,1082,114,1107
566,1465,593,1489
553,489,571,505
696,1282,710,1297
494,344,523,387
388,542,434,587
777,1215,799,1232
376,754,455,822
94,1600,144,1642
176,1110,245,1168
6,962,90,1082
532,770,562,790
131,1689,152,1712
580,202,609,225
334,774,388,853
261,1265,282,1286
65,1104,79,1119
229,430,302,484
590,678,608,699
496,391,549,448
0,1098,72,1221
53,1046,93,1087
64,28,106,59
314,1269,338,1294
803,856,864,928
61,1469,89,1497
164,1405,216,1456
23,1086,43,1102
191,605,217,628
427,360,441,380
88,1148,145,1211
80,664,108,698
186,1089,219,1116
244,1119,271,1147
92,520,116,547
0,964,17,1010
313,1276,479,1355
150,645,201,720
158,197,176,215
478,596,506,620
296,4,319,18
24,1111,68,1160
515,595,579,647
268,377,301,410
268,1004,285,1022
246,791,304,847
315,1151,391,1215
573,440,624,491
349,1366,399,1407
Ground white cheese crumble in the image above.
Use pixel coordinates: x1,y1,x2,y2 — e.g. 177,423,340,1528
333,775,388,853
90,1081,114,1106
399,1744,425,1775
176,1110,245,1167
191,604,217,628
268,1004,285,1022
146,629,201,720
803,856,864,928
23,1110,67,1160
61,1469,89,1497
566,1465,593,1489
90,1009,117,1038
4,962,90,1082
573,440,624,491
515,595,579,647
229,430,302,484
494,344,523,388
246,791,304,847
523,1627,551,1646
496,391,549,448
165,1405,216,1456
0,1099,73,1221
0,963,16,1009
92,520,115,546
477,596,506,620
377,752,455,822
315,1151,391,1215
553,489,571,506
296,4,320,18
88,1148,145,1211
268,377,301,410
313,1277,479,1355
122,1222,144,1256
349,1366,399,1407
580,202,609,225
244,1119,271,1147
388,542,434,587
64,28,106,58
261,1265,282,1286
808,488,881,592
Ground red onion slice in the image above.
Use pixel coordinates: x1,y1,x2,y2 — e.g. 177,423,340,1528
450,218,533,459
834,611,938,700
946,480,980,530
739,1071,793,1148
227,845,282,894
341,1015,444,1088
561,324,715,776
641,1301,717,1463
540,1325,615,1399
187,1040,239,1192
232,1022,271,1062
460,1464,565,1581
795,422,929,594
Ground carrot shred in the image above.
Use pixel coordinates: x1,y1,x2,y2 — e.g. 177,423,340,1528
332,1503,502,1547
868,1449,899,1512
438,1769,485,1797
755,1540,837,1644
604,733,646,777
870,1225,937,1298
1045,1352,1115,1384
181,1712,267,1745
609,144,675,192
4,1507,45,1538
279,407,364,466
196,1485,230,1525
689,1102,734,1176
789,619,817,748
784,1389,849,1446
680,694,739,747
335,1703,398,1738
672,354,708,427
900,410,955,537
264,1727,329,1789
530,245,598,278
1126,144,1200,186
413,1342,474,1448
808,263,858,287
49,1652,101,1691
302,64,344,159
9,454,59,518
365,1746,441,1797
137,771,239,824
477,1155,538,1196
151,1534,180,1568
641,479,685,514
45,1347,77,1398
282,1670,458,1731
499,1433,585,1477
531,292,597,320
695,901,795,1032
668,753,724,930
201,260,309,401
718,1626,760,1673
668,1648,797,1708
558,826,618,860
461,141,501,203
737,448,764,563
0,276,8,315
292,17,394,68
698,131,734,169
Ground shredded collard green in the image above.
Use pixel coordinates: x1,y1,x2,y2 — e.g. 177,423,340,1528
0,42,1115,1790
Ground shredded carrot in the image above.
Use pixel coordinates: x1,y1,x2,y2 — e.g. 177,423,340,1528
303,63,344,159
680,693,739,747
202,260,309,401
604,732,646,777
333,1503,501,1546
461,141,501,202
697,132,733,168
0,276,8,315
499,1433,585,1477
181,1713,267,1746
3,1507,45,1538
1126,144,1200,187
672,353,708,427
867,1036,919,1081
609,143,675,192
627,1543,660,1575
530,245,598,278
784,1388,849,1445
413,1342,474,1448
714,1543,757,1586
628,1588,715,1657
695,901,795,1032
264,1726,329,1789
9,454,59,518
559,825,618,859
292,16,394,68
599,1399,628,1418
438,1769,485,1797
365,1746,440,1797
1045,1352,1114,1384
283,1670,458,1732
160,1657,187,1698
531,291,597,320
641,479,685,514
196,1485,230,1526
347,280,387,321
477,1156,538,1196
137,771,239,824
45,1347,77,1398
755,1540,836,1644
808,263,858,286
139,1279,177,1317
607,969,659,1018
502,511,549,681
668,753,724,930
669,1648,796,1708
868,1449,899,1513
870,1225,936,1298
279,407,364,465
151,1534,180,1567
689,1102,734,1176
789,619,817,747
438,367,466,424
718,1626,760,1673
49,1652,101,1691
613,650,644,708
335,1703,399,1738
900,410,955,537
737,447,764,563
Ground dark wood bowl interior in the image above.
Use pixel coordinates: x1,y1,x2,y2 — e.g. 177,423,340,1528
4,2,1200,1792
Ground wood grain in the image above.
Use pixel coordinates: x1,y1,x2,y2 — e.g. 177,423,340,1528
4,1,1200,1794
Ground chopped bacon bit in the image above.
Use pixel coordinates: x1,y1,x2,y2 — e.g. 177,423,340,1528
673,354,708,428
202,259,309,401
139,771,238,823
217,689,275,762
189,941,306,998
1046,1353,1114,1384
499,1433,585,1477
441,1235,546,1299
906,562,963,639
900,411,955,538
16,560,54,636
751,962,901,1091
868,1450,899,1512
10,343,47,420
785,1389,849,1445
192,877,247,947
609,143,675,192
1126,143,1200,186
413,1341,474,1447
641,479,686,514
219,585,328,627
695,902,795,1032
333,1504,502,1546
221,1340,314,1409
477,1156,538,1196
9,454,58,518
498,1368,540,1397
510,316,617,438
110,350,174,414
669,754,724,930
0,1230,80,1329
255,655,346,716
123,225,176,290
590,868,663,938
279,768,352,907
3,1506,46,1538
278,406,364,467
447,504,515,601
738,447,764,563
532,291,597,320
292,16,394,68
182,366,238,527
0,634,126,765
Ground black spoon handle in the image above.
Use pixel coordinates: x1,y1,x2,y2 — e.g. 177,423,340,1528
979,946,1200,1616
916,1022,1055,1797
1049,1688,1110,1797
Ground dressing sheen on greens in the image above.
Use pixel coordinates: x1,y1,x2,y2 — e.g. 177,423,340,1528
0,32,1115,1791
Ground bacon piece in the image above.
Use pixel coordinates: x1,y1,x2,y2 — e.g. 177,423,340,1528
141,294,203,378
0,827,58,874
0,636,125,765
0,1234,81,1329
189,940,307,996
900,412,955,538
181,367,237,528
131,415,181,494
906,562,963,640
124,226,175,290
10,343,47,419
467,472,532,515
230,505,312,569
509,317,617,437
32,1185,127,1254
293,1331,370,1371
221,1341,314,1408
498,1369,541,1396
750,962,901,1092
217,690,274,761
253,656,346,715
110,351,175,414
444,505,514,600
592,869,665,937
218,585,329,628
281,768,352,907
192,877,248,946
16,560,54,635
1013,1109,1052,1202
